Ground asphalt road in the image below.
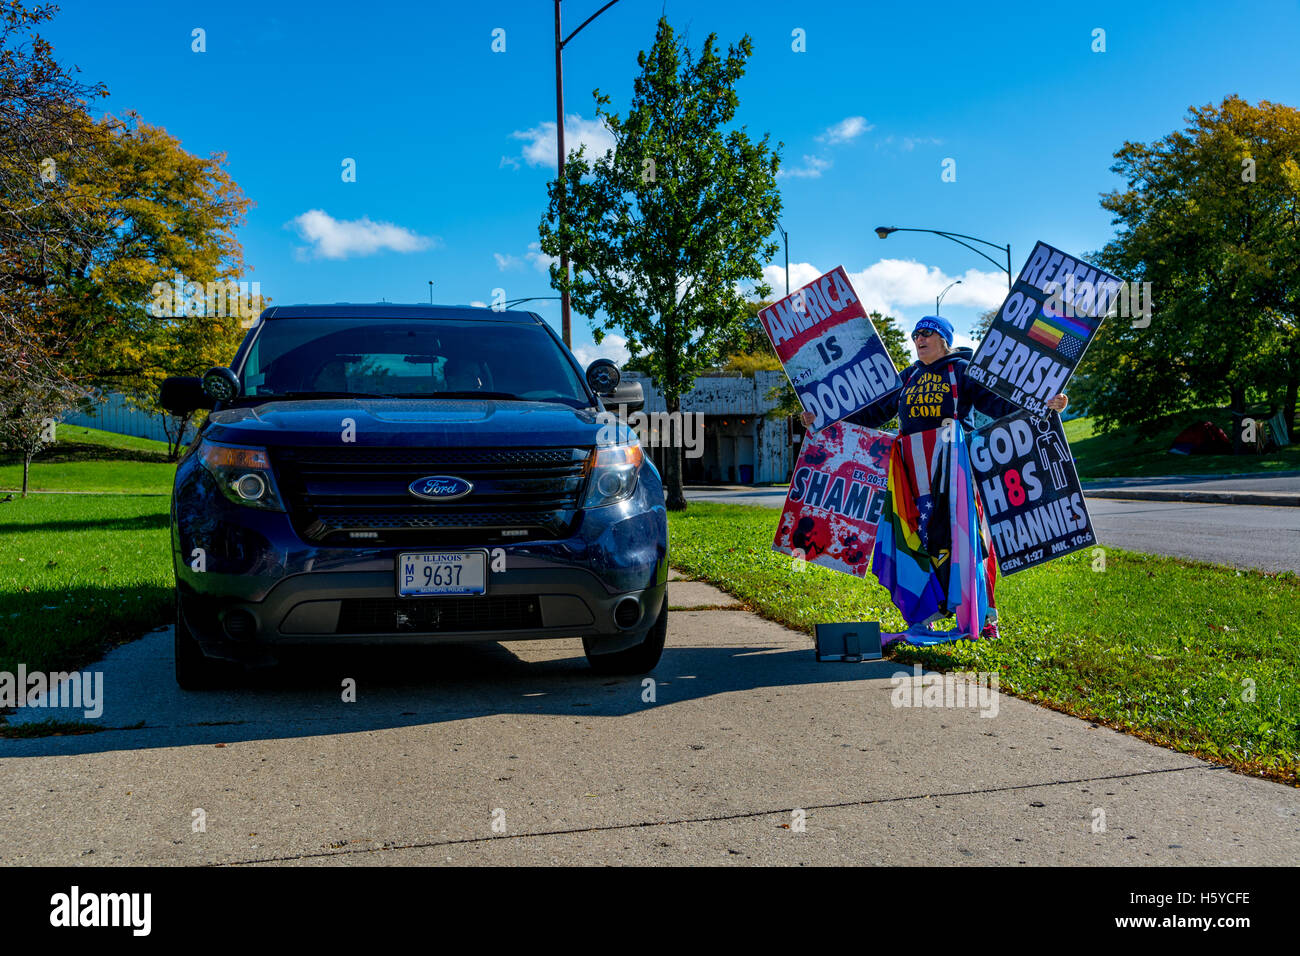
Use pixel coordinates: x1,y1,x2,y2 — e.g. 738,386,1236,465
2,578,1296,865
685,487,1300,573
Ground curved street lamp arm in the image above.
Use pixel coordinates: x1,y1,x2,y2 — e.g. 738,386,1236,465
562,0,622,47
503,296,562,308
927,229,1008,254
931,234,1008,274
884,227,1009,273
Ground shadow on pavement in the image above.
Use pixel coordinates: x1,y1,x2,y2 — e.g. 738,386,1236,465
0,632,906,758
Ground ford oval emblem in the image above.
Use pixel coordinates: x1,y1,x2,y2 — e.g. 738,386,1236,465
408,475,473,501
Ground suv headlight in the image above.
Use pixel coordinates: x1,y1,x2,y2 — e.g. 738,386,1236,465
197,440,286,511
582,442,643,508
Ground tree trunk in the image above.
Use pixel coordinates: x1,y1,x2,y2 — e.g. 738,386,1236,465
1229,386,1247,455
663,393,687,511
22,452,31,497
1286,374,1299,440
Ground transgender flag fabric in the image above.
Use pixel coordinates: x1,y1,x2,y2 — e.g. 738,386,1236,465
871,420,997,642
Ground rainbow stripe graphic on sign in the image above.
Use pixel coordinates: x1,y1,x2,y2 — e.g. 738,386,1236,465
1027,301,1095,352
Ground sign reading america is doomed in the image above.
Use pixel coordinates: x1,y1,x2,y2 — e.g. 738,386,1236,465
967,241,1123,417
772,420,894,577
759,266,902,430
969,408,1095,575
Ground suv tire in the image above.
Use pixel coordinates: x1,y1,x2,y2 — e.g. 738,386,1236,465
583,594,667,675
175,593,224,690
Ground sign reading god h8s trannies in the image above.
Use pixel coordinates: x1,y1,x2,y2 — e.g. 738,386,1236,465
759,266,901,430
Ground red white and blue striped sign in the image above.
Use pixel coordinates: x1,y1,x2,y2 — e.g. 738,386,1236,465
759,266,901,430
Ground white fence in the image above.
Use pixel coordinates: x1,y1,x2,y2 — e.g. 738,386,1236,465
61,392,196,444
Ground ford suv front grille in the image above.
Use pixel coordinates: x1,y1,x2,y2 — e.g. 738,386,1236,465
271,445,591,545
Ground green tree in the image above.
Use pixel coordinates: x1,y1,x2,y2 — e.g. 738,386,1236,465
1078,95,1300,448
870,310,911,372
538,17,781,509
0,1,106,479
19,111,256,460
61,113,255,405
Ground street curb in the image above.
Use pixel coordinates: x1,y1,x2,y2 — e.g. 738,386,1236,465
1084,489,1300,507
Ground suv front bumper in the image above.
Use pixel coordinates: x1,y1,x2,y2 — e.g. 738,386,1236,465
172,463,668,666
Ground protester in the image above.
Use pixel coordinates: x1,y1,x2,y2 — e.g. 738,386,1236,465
801,315,1068,643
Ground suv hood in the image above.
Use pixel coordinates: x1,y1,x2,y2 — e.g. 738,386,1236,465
205,398,614,448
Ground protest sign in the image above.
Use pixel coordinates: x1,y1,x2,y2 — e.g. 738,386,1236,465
773,420,894,577
758,266,902,429
969,409,1095,575
966,241,1123,417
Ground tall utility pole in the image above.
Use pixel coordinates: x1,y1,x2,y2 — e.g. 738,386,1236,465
554,2,570,347
774,220,789,296
554,0,623,348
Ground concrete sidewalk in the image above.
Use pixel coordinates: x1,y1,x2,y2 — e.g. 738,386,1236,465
1,575,1296,865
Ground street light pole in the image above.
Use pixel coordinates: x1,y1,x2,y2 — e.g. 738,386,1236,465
554,0,623,349
554,1,570,347
875,225,1012,291
936,279,961,314
774,220,789,296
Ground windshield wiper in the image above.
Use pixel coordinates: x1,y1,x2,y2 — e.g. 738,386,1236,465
428,390,523,400
260,391,400,400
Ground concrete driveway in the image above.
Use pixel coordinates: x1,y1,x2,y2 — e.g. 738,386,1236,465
2,576,1296,865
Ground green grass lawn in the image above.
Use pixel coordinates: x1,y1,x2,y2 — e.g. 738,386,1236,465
0,494,173,676
1067,407,1300,480
667,502,1300,785
0,424,178,495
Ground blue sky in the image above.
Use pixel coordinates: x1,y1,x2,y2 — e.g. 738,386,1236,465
48,0,1300,365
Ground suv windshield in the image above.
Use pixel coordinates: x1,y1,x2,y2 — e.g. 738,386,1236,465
239,318,592,408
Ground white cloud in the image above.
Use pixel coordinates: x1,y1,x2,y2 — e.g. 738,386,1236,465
817,116,872,144
877,134,944,152
778,154,831,179
499,155,521,171
526,240,558,274
901,136,942,151
841,259,1006,317
511,114,615,168
572,333,631,369
494,252,523,271
761,261,828,298
287,209,435,260
759,257,1005,356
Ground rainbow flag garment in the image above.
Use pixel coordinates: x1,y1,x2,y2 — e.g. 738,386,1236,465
872,420,997,642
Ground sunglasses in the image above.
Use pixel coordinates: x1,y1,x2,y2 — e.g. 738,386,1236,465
911,329,938,341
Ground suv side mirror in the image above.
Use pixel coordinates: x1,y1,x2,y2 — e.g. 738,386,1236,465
586,359,644,413
606,380,644,414
159,376,212,416
585,358,621,395
201,366,241,402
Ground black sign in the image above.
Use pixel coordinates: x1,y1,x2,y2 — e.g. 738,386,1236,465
969,409,1095,575
966,241,1123,417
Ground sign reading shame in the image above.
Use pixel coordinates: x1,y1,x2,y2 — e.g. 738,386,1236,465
759,266,901,430
967,241,1123,417
773,420,894,578
969,409,1095,575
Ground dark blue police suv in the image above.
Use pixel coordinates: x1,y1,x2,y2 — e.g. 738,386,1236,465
160,304,668,688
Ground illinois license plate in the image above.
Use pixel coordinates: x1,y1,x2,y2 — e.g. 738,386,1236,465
397,551,487,596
